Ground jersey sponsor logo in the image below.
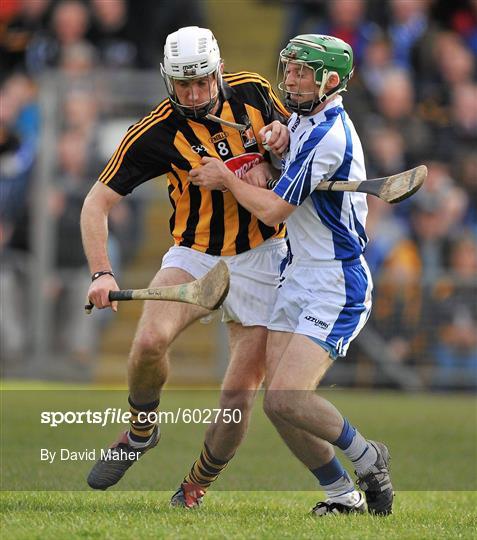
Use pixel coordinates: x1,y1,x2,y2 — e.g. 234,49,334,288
290,117,300,133
209,131,229,144
304,315,329,329
224,152,264,179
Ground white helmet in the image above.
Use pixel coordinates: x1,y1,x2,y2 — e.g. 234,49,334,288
161,26,222,118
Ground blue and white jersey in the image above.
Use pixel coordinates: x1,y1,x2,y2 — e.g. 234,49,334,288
273,96,368,262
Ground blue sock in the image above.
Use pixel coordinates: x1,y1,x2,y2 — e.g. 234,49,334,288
334,417,356,450
333,417,378,475
311,456,345,485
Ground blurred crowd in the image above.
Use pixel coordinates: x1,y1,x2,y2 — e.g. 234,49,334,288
0,0,476,388
0,0,206,368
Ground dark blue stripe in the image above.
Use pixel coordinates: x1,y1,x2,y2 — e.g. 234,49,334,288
334,417,356,450
309,110,363,260
333,110,353,180
351,446,369,463
273,106,341,205
350,200,368,249
326,262,369,351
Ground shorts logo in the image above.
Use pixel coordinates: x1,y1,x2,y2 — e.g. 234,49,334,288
304,315,329,329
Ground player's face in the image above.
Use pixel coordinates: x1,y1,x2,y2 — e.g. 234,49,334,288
173,74,219,113
283,62,318,102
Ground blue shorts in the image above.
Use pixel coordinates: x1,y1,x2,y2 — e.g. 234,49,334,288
267,257,373,358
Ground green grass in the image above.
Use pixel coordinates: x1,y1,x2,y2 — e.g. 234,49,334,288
1,491,476,539
1,384,476,538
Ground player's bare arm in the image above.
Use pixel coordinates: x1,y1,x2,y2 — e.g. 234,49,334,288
80,181,123,311
241,160,274,187
190,156,294,225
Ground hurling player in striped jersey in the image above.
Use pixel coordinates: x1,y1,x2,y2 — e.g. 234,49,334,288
82,26,292,505
190,34,394,516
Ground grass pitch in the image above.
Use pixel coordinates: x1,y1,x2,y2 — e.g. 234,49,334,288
1,384,476,538
1,491,476,539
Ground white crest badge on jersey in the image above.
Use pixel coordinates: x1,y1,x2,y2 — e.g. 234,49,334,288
240,119,257,149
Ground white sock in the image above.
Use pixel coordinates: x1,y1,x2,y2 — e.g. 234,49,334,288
127,428,158,449
323,471,356,500
342,432,378,475
328,490,363,507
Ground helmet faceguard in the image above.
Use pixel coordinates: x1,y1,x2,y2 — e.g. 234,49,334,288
161,26,222,119
278,34,354,114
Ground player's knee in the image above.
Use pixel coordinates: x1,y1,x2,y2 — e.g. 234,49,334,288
263,390,297,424
219,389,255,418
131,328,171,363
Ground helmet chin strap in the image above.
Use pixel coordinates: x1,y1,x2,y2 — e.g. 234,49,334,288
318,69,330,99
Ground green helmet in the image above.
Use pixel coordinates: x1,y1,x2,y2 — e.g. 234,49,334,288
278,34,354,113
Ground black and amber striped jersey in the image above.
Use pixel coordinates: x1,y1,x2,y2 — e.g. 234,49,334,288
98,71,289,256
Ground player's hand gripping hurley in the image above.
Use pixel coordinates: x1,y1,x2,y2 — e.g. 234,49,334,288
85,260,230,314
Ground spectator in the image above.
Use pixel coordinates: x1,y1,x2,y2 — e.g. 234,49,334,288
318,0,379,65
409,162,468,283
370,162,469,366
0,0,52,76
365,125,406,178
28,0,92,73
48,129,99,364
62,89,100,165
88,0,139,68
279,0,327,46
434,82,477,161
359,34,395,97
450,83,477,149
60,40,98,77
0,73,39,237
365,195,406,275
0,72,39,363
435,33,475,89
367,68,433,166
430,233,477,390
126,0,206,68
449,0,477,54
388,0,430,70
455,152,477,232
416,32,475,131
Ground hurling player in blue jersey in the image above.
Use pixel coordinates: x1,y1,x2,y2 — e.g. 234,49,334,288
190,34,394,516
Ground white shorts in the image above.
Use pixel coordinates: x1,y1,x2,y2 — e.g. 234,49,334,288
161,238,288,326
268,256,373,357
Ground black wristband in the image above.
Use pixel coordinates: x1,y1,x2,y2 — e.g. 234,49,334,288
266,178,278,190
91,270,114,282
